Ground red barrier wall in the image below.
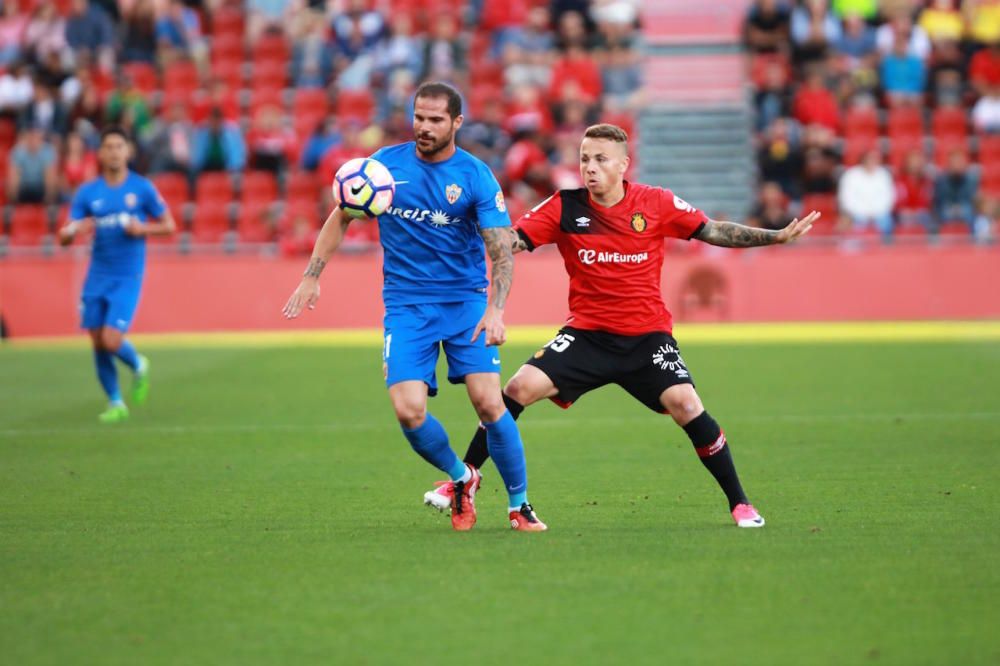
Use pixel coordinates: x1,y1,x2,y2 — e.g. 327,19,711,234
1,244,998,338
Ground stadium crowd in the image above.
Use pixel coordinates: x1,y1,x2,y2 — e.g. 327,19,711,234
0,0,643,253
745,0,1000,241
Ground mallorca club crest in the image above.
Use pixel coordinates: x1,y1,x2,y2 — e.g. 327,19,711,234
446,183,462,205
630,212,647,233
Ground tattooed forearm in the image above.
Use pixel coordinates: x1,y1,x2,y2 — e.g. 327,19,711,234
303,257,327,278
696,220,782,248
482,227,514,309
510,228,529,254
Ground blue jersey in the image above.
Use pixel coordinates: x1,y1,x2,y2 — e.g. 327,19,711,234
369,143,510,307
69,171,167,279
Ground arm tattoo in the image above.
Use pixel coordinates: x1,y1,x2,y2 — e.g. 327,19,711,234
481,227,514,309
303,257,326,279
510,228,529,254
696,220,781,248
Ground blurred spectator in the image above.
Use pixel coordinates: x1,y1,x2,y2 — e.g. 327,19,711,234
6,124,57,204
247,0,292,45
918,0,964,46
18,82,69,137
502,5,555,89
65,0,115,71
155,0,208,70
972,87,1000,133
600,42,643,111
0,2,29,68
556,10,592,51
0,62,34,116
790,0,841,63
967,1,1000,47
880,38,927,105
422,16,465,83
754,59,792,131
969,40,1000,98
377,68,416,124
933,150,979,230
801,140,839,195
192,108,246,174
300,118,341,172
793,67,840,131
24,1,69,67
318,121,366,191
758,117,803,199
550,136,583,190
506,84,554,134
374,13,424,83
59,130,97,199
928,41,965,105
744,0,791,54
838,149,895,236
749,181,794,229
550,44,602,104
894,150,934,229
459,96,510,174
505,119,552,198
120,0,157,64
332,0,386,60
831,0,877,21
247,106,297,174
291,11,334,88
105,74,152,140
145,101,195,174
876,15,931,62
835,12,877,65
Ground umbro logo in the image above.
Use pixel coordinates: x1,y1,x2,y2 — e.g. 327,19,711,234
575,216,590,227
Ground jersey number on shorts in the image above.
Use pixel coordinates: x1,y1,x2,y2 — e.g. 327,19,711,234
545,333,576,353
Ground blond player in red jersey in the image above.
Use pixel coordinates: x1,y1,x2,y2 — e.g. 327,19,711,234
424,123,818,528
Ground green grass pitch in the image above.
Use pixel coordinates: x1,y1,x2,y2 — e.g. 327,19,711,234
1,337,998,665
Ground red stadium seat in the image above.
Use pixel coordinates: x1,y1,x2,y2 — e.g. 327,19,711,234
886,107,924,141
7,205,50,246
248,88,284,117
843,106,879,142
980,165,1000,198
236,210,276,242
211,7,244,38
195,172,235,205
842,137,879,166
292,89,329,119
123,62,158,94
210,57,244,92
152,173,190,204
933,138,970,168
800,193,838,232
251,60,287,93
334,90,375,124
937,221,971,236
163,61,200,96
931,106,968,142
287,170,322,201
888,137,924,170
189,201,232,243
0,118,15,151
252,34,290,66
979,136,1000,169
241,171,279,205
211,34,244,65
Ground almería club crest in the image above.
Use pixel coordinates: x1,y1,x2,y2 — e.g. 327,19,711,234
446,184,462,204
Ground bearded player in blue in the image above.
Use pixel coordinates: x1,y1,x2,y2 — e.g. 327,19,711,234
283,82,546,532
58,127,176,423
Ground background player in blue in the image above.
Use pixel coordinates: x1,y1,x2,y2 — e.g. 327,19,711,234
283,82,546,532
57,127,176,423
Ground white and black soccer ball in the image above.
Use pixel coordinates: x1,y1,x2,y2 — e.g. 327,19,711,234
332,158,396,219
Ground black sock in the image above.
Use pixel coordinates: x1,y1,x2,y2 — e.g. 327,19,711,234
682,411,749,511
463,393,525,468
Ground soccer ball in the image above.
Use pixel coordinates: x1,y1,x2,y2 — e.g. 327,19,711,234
333,158,396,219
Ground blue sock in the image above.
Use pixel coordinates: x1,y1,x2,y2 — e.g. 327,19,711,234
115,339,140,372
94,350,122,403
484,410,528,508
402,413,466,481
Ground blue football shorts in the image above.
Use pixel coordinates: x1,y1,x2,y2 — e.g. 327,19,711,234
80,275,142,332
383,300,501,395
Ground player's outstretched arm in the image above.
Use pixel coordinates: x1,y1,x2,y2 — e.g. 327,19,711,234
695,211,819,248
125,212,177,237
282,207,352,319
473,226,514,345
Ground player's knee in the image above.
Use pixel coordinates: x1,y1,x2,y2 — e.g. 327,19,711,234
392,400,426,429
101,331,122,352
503,378,532,405
471,394,505,423
662,386,704,423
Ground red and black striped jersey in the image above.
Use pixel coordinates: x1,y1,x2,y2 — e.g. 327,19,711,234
515,181,707,335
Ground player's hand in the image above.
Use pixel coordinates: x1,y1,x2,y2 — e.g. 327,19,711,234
777,211,819,243
123,217,146,237
472,304,506,346
58,219,93,246
283,278,320,319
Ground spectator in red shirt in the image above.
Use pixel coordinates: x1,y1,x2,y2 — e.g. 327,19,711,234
59,130,98,200
793,67,840,131
894,149,934,229
549,44,602,104
970,40,1000,97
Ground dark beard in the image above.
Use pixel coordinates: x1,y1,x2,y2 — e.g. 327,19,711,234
415,132,453,157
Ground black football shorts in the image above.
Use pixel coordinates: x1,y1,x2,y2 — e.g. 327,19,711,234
524,326,695,413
